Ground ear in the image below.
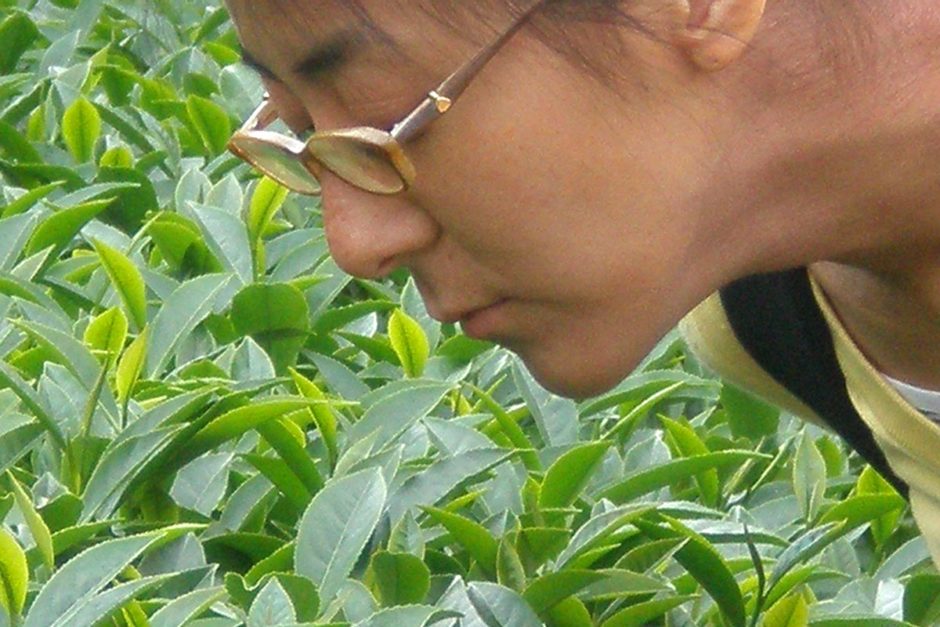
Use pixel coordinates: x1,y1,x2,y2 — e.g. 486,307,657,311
673,0,768,71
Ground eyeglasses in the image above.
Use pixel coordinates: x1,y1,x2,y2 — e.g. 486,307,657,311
228,1,545,195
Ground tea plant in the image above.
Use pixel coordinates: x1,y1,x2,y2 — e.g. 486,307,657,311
0,1,937,626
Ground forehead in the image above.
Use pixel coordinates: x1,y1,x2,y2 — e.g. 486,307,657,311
225,1,380,55
224,0,517,107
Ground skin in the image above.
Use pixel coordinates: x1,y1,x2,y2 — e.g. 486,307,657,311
225,0,940,398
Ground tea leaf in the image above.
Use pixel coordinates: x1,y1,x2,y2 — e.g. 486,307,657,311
539,441,611,510
7,472,54,573
0,527,28,618
92,239,147,331
296,468,387,604
187,95,232,155
368,551,430,606
388,308,429,378
423,507,498,576
62,96,102,163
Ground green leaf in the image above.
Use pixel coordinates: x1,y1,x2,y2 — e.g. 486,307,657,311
903,574,940,626
0,12,40,74
388,448,512,523
523,570,607,616
516,527,571,568
809,619,915,627
720,384,780,439
0,423,43,476
635,517,746,627
178,397,321,466
423,507,498,576
146,273,234,376
601,381,685,441
0,118,41,163
290,368,338,468
599,451,769,504
0,360,66,449
116,327,148,404
92,239,148,331
295,468,387,605
53,574,178,627
50,521,112,557
99,145,134,168
232,282,310,374
248,176,289,273
189,203,253,284
0,181,63,219
388,308,430,378
466,582,543,627
247,544,295,586
854,465,903,547
92,166,156,230
13,319,104,390
0,527,28,618
7,472,54,573
660,416,719,507
170,453,232,516
368,551,431,606
818,494,906,531
544,597,593,627
147,212,220,274
62,96,102,163
257,417,324,496
496,537,526,592
471,383,541,472
25,198,112,258
244,453,311,512
148,587,225,627
767,522,844,594
313,300,397,335
600,595,698,627
249,578,296,626
187,95,232,155
539,441,610,510
793,431,827,523
763,592,810,627
555,503,655,568
348,383,449,446
353,606,457,627
21,529,183,627
83,307,128,363
273,573,320,621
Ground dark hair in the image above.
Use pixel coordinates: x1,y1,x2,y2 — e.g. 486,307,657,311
338,0,670,93
257,0,878,102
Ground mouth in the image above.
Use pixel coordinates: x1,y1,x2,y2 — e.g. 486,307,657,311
456,299,512,340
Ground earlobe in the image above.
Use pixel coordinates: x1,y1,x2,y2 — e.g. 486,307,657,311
673,0,767,71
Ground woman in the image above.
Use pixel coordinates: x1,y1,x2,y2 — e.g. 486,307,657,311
224,0,940,566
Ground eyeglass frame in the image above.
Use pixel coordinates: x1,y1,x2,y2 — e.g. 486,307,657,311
228,0,546,195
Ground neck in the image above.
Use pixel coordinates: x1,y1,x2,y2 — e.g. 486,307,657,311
706,12,940,276
692,10,940,387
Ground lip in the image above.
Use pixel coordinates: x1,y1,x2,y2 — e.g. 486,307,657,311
458,299,511,340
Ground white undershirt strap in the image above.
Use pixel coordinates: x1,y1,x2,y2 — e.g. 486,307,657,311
884,375,940,422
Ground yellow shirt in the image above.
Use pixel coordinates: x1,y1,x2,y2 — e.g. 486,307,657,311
680,278,940,569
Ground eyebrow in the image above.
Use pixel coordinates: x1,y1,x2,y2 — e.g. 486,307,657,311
241,32,364,84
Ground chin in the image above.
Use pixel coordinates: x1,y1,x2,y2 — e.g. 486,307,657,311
518,352,630,400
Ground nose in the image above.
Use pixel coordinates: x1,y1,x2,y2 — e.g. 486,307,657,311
318,174,440,279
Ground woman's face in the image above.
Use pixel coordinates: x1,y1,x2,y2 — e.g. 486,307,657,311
226,1,733,397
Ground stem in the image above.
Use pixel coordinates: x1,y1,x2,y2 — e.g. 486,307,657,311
75,360,112,493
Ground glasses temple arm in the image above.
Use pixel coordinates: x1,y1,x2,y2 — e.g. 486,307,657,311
391,0,545,143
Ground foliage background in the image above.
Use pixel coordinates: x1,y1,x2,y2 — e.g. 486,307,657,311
0,1,938,625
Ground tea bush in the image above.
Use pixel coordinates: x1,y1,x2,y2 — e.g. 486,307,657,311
0,2,938,626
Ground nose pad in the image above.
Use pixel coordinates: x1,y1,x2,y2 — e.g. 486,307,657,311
318,173,439,279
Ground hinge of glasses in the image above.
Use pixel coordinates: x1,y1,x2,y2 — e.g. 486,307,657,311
429,90,452,114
